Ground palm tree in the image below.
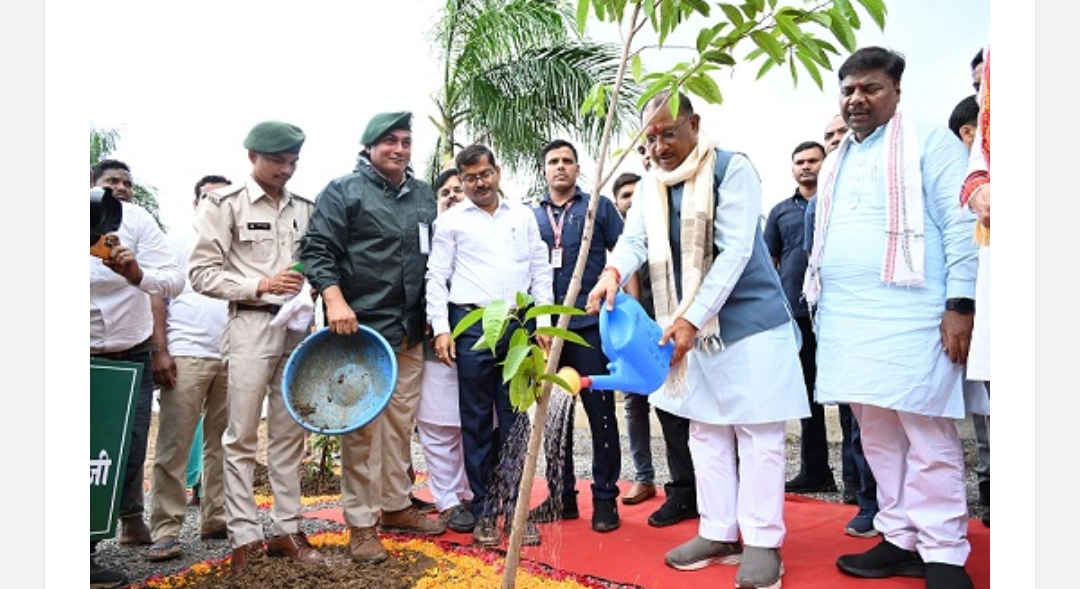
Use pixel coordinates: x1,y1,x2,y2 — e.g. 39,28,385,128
426,0,642,183
90,126,166,231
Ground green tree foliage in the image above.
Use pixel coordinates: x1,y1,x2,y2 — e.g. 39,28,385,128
427,0,643,182
451,293,588,413
90,126,166,232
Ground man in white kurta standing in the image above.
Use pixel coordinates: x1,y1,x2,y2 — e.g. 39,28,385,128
588,90,808,589
803,47,978,589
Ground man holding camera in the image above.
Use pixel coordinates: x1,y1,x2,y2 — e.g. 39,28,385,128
90,159,185,588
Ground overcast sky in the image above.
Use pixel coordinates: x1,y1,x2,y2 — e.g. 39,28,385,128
88,0,988,234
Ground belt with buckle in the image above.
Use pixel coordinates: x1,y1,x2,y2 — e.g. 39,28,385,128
235,302,282,314
91,339,158,360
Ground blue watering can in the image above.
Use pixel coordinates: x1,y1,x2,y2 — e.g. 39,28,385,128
579,291,674,395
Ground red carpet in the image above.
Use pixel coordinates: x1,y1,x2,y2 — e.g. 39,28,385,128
306,479,990,589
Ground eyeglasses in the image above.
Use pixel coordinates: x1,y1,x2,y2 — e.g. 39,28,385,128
644,116,691,147
460,168,496,186
438,186,464,198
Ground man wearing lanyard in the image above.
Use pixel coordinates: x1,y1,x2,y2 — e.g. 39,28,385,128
528,139,626,533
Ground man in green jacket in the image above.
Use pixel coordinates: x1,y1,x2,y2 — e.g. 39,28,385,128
299,111,445,564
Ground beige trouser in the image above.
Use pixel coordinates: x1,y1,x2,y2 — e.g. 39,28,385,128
150,356,229,540
222,310,309,548
339,342,424,528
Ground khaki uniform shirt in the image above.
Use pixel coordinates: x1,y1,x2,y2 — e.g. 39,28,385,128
188,176,314,305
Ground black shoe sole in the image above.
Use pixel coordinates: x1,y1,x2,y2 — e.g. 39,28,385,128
647,512,699,528
448,520,476,533
592,521,621,533
785,484,839,493
837,558,926,579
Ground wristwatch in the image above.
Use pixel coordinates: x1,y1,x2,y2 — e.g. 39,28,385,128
945,297,975,315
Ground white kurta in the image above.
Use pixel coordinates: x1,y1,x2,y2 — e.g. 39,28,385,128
813,123,978,419
417,359,460,426
650,322,807,425
609,153,808,426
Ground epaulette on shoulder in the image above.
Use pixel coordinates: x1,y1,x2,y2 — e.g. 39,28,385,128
290,191,314,204
205,184,242,206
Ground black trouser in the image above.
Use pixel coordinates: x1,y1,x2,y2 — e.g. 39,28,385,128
543,323,621,502
90,347,154,552
657,407,695,510
452,304,531,520
795,316,833,481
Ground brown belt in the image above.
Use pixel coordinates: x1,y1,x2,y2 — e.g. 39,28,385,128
235,302,282,314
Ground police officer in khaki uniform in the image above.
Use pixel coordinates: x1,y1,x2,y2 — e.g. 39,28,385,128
188,120,324,573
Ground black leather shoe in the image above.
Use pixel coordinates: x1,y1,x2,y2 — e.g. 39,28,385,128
591,498,620,533
410,493,437,515
647,500,698,528
837,539,926,579
925,563,973,589
785,473,838,494
529,494,580,523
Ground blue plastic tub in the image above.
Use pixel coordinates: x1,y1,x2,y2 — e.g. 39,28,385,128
282,326,398,435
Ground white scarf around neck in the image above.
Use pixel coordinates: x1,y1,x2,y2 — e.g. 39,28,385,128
804,111,925,310
639,131,720,396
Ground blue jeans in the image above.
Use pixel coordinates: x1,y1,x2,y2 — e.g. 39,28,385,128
624,392,655,484
848,414,878,514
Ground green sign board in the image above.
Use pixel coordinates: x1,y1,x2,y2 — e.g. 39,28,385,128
90,359,142,541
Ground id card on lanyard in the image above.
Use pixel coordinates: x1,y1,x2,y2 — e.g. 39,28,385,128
545,204,568,269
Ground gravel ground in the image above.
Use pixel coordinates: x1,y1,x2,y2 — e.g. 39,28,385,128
94,406,985,587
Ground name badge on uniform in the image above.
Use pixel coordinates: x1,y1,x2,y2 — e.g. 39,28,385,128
550,247,563,268
247,222,271,230
419,222,431,254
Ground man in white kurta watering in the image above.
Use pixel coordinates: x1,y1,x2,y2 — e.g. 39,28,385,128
803,47,979,589
587,90,808,589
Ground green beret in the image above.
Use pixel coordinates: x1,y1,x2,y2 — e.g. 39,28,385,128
243,120,306,154
360,111,412,146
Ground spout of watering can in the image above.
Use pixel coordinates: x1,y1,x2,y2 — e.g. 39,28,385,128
580,363,660,396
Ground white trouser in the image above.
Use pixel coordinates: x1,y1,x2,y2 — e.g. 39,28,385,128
416,421,473,512
690,420,787,548
851,404,971,566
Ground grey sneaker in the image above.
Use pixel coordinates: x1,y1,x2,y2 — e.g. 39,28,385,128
735,546,784,589
665,535,743,571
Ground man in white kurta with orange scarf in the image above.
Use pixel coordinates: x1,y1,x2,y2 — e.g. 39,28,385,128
804,47,979,589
